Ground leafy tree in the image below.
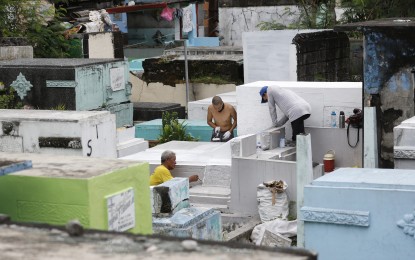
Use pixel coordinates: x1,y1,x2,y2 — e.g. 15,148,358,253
158,111,198,144
257,0,415,31
0,85,22,109
0,0,70,58
296,0,337,29
340,0,415,23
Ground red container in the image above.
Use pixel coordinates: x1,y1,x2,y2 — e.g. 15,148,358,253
323,150,335,173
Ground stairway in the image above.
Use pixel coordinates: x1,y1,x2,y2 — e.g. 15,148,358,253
189,164,231,213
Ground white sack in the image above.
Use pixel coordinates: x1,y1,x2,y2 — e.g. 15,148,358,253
250,219,297,246
257,182,289,222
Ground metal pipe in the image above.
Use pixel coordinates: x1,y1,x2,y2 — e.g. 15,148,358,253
184,40,189,118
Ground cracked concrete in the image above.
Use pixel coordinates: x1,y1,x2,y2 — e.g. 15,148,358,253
0,223,316,259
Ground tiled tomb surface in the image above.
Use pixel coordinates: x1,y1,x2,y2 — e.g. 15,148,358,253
0,152,152,235
0,58,132,127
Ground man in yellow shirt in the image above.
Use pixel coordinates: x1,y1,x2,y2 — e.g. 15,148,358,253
150,150,199,186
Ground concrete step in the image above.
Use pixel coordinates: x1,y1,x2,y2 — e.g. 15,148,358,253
189,185,230,206
190,203,231,214
189,185,230,197
117,138,148,158
190,194,230,205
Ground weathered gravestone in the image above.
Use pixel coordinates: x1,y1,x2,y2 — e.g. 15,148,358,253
0,109,117,158
0,152,152,234
0,37,33,60
0,58,132,127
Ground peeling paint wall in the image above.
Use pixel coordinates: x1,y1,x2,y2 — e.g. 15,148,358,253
364,30,415,168
219,6,300,46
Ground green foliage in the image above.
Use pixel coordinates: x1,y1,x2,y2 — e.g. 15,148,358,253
340,0,415,23
191,76,233,85
257,21,286,31
257,0,415,31
0,85,22,109
158,111,198,143
294,0,337,29
50,103,66,110
0,0,70,58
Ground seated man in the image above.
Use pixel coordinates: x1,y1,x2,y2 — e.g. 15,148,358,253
207,96,237,142
150,150,199,186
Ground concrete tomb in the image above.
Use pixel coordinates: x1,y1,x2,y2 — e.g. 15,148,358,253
230,133,323,218
0,109,147,158
151,178,222,241
0,152,152,235
0,109,117,158
151,177,190,215
121,140,232,212
394,116,415,169
302,168,415,260
135,119,224,142
133,102,185,122
0,58,132,127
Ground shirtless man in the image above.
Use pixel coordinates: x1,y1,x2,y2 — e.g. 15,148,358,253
207,96,237,142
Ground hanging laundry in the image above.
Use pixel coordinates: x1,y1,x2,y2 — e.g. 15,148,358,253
182,5,193,33
174,8,183,19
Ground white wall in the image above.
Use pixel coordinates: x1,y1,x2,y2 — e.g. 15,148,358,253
219,6,300,47
243,30,324,83
230,156,323,216
188,92,237,120
237,81,362,137
0,110,117,158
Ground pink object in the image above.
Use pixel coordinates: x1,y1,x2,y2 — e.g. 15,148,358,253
160,6,175,22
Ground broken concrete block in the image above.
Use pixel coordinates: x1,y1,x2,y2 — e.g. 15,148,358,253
153,207,222,241
0,160,32,176
151,178,189,214
260,229,292,248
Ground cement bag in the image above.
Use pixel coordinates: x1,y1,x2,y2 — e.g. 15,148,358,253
257,180,289,222
250,219,297,246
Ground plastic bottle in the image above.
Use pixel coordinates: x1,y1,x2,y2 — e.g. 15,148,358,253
279,137,285,148
339,111,345,128
331,111,337,127
256,140,262,158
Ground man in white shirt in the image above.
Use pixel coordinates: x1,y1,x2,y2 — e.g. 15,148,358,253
259,85,311,142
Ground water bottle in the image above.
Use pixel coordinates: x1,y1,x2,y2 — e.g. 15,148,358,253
279,137,285,148
256,141,262,158
339,111,345,128
331,111,337,127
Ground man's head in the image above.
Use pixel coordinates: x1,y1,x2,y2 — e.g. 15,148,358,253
259,86,268,103
212,96,224,112
161,150,176,170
